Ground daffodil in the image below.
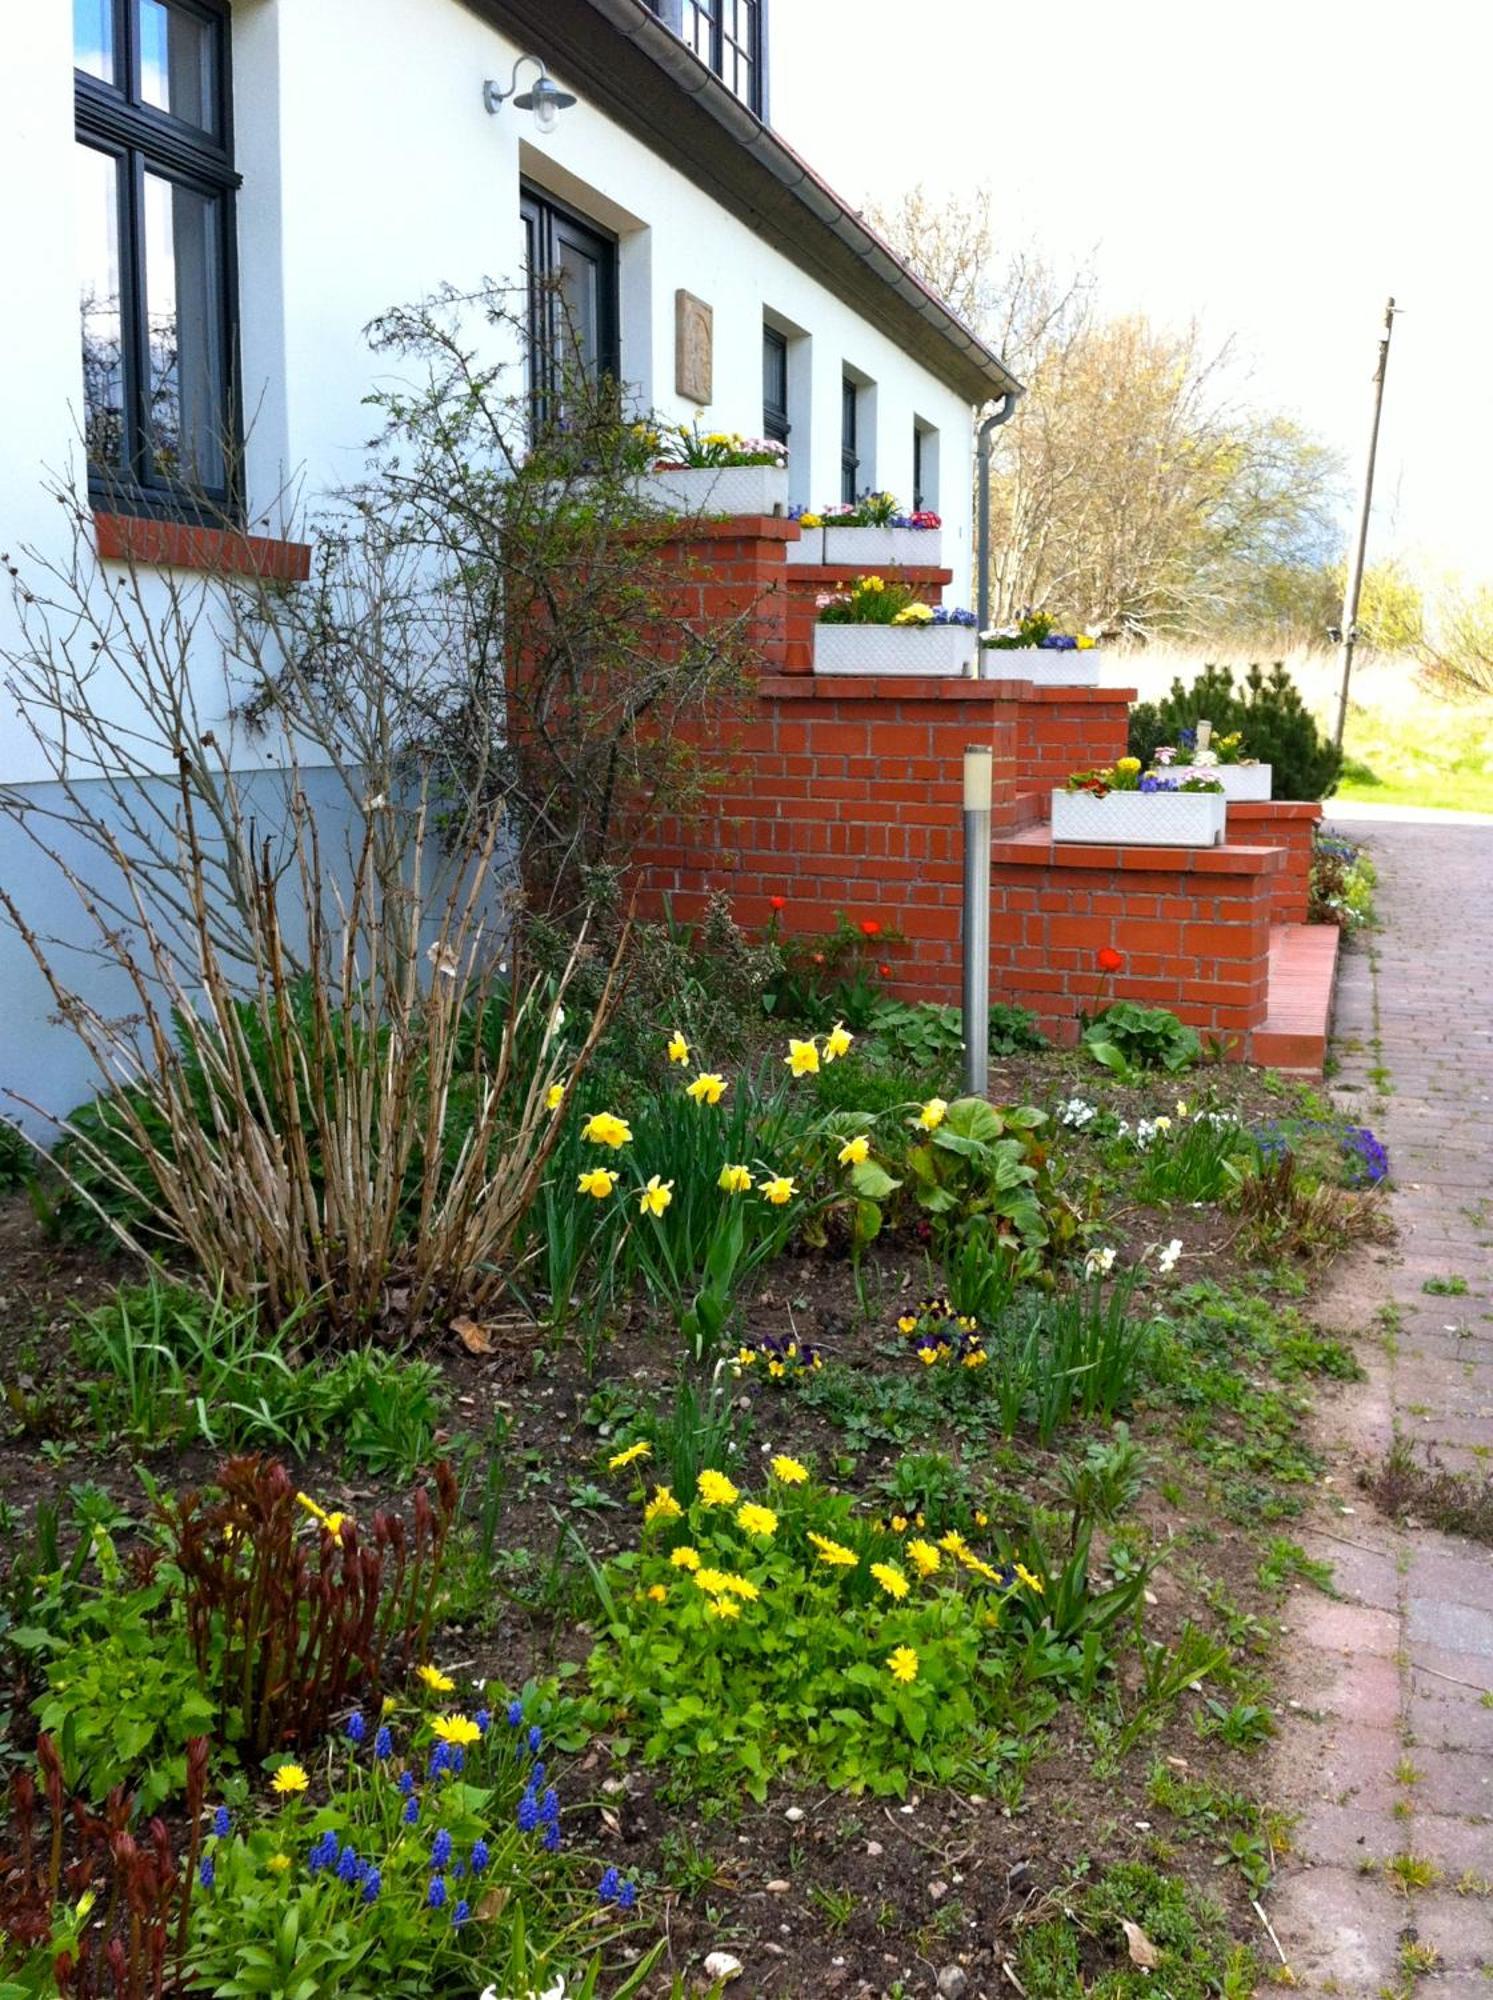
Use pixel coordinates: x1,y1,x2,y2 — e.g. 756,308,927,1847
416,1665,456,1695
917,1097,948,1131
644,1486,683,1525
577,1167,618,1199
296,1492,351,1539
697,1469,739,1507
886,1646,919,1685
758,1173,796,1206
837,1134,870,1168
718,1162,753,1194
608,1440,651,1471
770,1454,808,1485
807,1531,858,1568
736,1501,778,1538
638,1175,674,1218
581,1111,632,1149
686,1071,728,1106
670,1545,701,1570
667,1029,690,1065
906,1537,941,1578
870,1561,910,1600
271,1763,309,1795
431,1714,481,1747
785,1038,820,1077
545,1081,566,1111
825,1021,853,1061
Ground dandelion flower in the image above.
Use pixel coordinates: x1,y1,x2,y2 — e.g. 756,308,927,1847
431,1714,481,1747
417,1665,456,1695
267,1853,291,1874
825,1021,853,1062
736,1501,778,1538
771,1454,809,1485
718,1162,753,1194
886,1646,919,1685
647,1584,667,1603
697,1469,740,1507
1015,1563,1045,1595
686,1072,728,1106
837,1135,870,1168
917,1098,948,1132
577,1167,618,1200
581,1111,632,1149
644,1486,683,1525
937,1530,969,1559
545,1081,566,1111
639,1174,674,1218
667,1029,690,1065
758,1173,796,1207
906,1538,940,1578
670,1545,702,1570
871,1561,909,1601
707,1597,742,1621
807,1531,858,1569
608,1440,651,1471
271,1763,309,1795
785,1038,820,1078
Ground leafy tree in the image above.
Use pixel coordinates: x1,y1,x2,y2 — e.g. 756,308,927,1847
1128,663,1343,800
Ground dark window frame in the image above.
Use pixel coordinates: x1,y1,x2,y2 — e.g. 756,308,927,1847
520,182,621,436
840,376,859,506
656,0,764,115
913,424,925,512
75,0,242,522
762,324,789,445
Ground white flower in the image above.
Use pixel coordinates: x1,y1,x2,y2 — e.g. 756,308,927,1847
479,1980,565,2000
1085,1245,1116,1279
703,1956,743,1985
1157,1238,1183,1275
1056,1097,1097,1131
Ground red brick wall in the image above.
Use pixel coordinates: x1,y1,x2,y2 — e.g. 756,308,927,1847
994,682,1136,796
985,831,1283,1048
1226,801,1321,925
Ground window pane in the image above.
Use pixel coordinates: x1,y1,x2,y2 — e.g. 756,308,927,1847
555,235,602,383
75,0,117,83
77,144,127,473
139,0,218,134
142,170,226,489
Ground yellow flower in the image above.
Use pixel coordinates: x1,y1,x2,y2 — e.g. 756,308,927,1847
891,602,934,626
889,1515,908,1533
670,1545,701,1570
416,1665,456,1695
871,1561,910,1600
647,1584,667,1603
736,1501,778,1538
697,1469,740,1507
639,1175,675,1218
906,1538,941,1578
975,1511,989,1528
296,1492,350,1539
1015,1563,1045,1595
917,1097,948,1131
1075,633,1096,650
938,1530,969,1559
608,1440,651,1471
963,1349,989,1370
546,1081,566,1111
271,1763,309,1796
707,1597,741,1620
771,1454,809,1485
692,1567,733,1595
1115,756,1141,776
896,1314,918,1335
799,513,822,529
825,1021,854,1062
718,1572,760,1601
431,1713,482,1747
886,1646,919,1685
644,1486,684,1525
758,1173,796,1206
785,1038,820,1077
581,1111,632,1149
861,575,886,594
686,1071,728,1106
267,1853,291,1874
837,1135,870,1168
807,1531,858,1568
1154,1115,1172,1134
1176,1099,1190,1118
667,1029,690,1065
719,1162,753,1194
577,1167,618,1200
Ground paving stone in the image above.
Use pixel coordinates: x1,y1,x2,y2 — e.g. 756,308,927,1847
1266,1865,1402,1986
1295,1599,1402,1658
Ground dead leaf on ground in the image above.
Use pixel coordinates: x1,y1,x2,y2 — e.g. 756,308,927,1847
1121,1919,1159,1969
450,1315,495,1354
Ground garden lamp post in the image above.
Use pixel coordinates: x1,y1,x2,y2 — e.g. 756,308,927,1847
962,745,993,1099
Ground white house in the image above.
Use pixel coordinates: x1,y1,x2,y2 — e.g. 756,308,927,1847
0,0,1019,1128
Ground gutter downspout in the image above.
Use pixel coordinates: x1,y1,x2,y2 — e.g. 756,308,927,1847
976,390,1022,643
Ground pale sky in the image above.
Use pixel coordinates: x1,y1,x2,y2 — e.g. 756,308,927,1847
772,0,1493,586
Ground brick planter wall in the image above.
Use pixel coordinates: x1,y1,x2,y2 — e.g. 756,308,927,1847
1226,800,1322,925
782,562,950,676
1002,681,1136,793
985,827,1283,1050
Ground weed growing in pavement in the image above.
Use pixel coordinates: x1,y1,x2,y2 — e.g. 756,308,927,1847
1367,1439,1493,1544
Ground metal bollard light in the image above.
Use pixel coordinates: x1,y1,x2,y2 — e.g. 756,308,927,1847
962,745,992,1100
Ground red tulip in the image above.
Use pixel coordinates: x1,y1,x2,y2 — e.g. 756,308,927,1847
860,919,882,938
1097,946,1124,973
770,895,787,911
879,963,892,977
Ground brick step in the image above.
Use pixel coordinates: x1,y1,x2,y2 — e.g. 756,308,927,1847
1248,923,1342,1076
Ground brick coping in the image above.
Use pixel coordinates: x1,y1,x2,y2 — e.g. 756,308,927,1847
1227,800,1324,822
991,824,1284,877
759,674,1137,705
786,563,954,585
95,512,312,581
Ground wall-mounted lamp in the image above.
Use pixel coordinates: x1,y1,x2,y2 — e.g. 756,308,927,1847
482,56,576,134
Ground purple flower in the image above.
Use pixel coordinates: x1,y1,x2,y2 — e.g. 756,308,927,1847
617,1880,637,1911
517,1790,540,1834
451,1899,470,1927
398,1771,416,1797
198,1857,215,1889
542,1822,561,1853
336,1845,361,1885
345,1713,366,1745
373,1726,393,1760
539,1788,559,1826
507,1700,524,1727
307,1831,339,1876
597,1867,622,1903
474,1708,491,1734
529,1762,546,1788
403,1796,420,1826
527,1725,543,1756
431,1828,453,1869
427,1875,447,1910
212,1807,230,1839
362,1868,381,1904
428,1742,451,1779
470,1839,490,1874
450,1746,466,1777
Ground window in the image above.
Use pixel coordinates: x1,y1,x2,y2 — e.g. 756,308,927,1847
648,0,764,115
762,325,788,446
74,0,239,515
840,377,859,506
913,421,940,513
521,185,620,433
913,426,925,512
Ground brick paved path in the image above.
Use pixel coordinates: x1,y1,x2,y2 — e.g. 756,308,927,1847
1268,820,1493,1995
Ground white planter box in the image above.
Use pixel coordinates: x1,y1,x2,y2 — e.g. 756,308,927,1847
786,525,944,569
634,463,788,517
981,648,1104,687
1050,787,1227,847
1167,762,1273,801
814,622,977,679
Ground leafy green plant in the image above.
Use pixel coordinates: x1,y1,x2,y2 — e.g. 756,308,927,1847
989,1003,1046,1056
1083,1003,1200,1076
1131,1114,1252,1204
0,1117,33,1194
862,1001,964,1069
903,1097,1074,1271
1129,662,1342,802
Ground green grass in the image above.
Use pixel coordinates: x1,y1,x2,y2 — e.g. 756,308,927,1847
1337,693,1493,813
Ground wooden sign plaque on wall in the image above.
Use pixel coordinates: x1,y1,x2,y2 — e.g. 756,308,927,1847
675,289,714,404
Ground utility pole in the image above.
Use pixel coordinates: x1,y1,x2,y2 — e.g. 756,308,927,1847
1333,297,1399,751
